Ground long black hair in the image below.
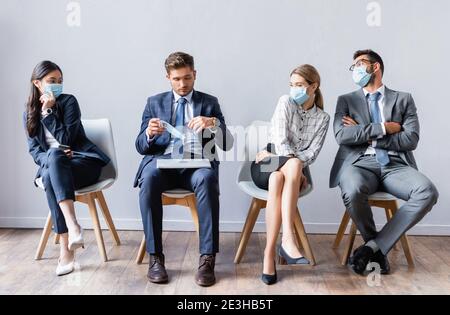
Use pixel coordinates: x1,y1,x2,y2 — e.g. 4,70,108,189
26,61,62,137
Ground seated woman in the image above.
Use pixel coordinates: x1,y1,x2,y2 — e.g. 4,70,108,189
24,61,110,276
251,64,330,285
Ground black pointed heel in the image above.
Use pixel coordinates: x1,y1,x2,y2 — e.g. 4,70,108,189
278,245,310,265
261,260,277,285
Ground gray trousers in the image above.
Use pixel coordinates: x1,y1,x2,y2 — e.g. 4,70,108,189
339,155,439,255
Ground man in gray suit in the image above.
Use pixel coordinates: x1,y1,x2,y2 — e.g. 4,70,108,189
330,49,439,275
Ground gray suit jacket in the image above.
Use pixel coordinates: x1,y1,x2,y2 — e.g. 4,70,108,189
329,87,419,188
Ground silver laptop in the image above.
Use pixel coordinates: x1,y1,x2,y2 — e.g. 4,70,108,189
156,159,211,169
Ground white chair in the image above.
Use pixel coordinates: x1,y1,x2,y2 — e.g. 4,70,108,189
333,192,414,267
135,189,199,264
234,121,316,265
35,119,121,262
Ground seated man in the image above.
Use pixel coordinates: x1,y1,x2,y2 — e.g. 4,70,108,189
134,52,234,286
330,49,439,275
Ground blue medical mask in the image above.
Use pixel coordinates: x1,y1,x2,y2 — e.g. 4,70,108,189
290,86,309,105
44,83,63,98
352,65,372,88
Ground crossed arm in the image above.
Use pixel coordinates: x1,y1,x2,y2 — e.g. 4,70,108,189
334,94,419,152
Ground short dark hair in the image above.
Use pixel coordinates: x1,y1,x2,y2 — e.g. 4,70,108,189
165,52,194,73
353,49,384,75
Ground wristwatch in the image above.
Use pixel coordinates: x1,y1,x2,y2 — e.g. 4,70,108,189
211,117,219,128
42,108,53,116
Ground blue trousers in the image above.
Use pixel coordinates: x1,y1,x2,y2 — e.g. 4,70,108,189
138,155,220,255
41,148,104,234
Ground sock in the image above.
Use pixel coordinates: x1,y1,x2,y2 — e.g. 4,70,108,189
366,240,380,253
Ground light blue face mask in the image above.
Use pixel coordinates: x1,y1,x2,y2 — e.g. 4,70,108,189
44,83,63,98
352,66,372,88
290,86,309,105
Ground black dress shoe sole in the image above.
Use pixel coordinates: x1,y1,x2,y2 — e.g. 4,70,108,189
349,265,367,275
348,260,369,275
348,262,390,276
196,278,216,287
148,276,169,284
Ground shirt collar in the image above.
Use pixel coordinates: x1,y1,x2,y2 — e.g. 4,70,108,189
289,97,318,117
173,90,194,104
304,104,317,117
297,103,317,117
363,85,385,98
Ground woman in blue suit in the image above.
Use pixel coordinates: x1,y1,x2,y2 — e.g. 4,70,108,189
24,61,110,276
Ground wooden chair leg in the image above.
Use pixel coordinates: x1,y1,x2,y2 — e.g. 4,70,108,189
333,210,351,249
384,205,398,251
35,212,53,260
54,233,60,245
341,222,357,265
293,225,303,251
390,205,415,267
293,208,316,266
399,233,415,267
86,193,108,262
234,198,263,264
136,235,146,264
186,194,200,235
95,191,121,246
135,193,200,265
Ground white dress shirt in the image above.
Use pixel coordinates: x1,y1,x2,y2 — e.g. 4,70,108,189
146,90,219,156
363,85,397,156
41,111,60,148
164,90,197,155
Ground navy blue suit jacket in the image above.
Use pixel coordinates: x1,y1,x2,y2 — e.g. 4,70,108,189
134,90,234,187
24,94,110,180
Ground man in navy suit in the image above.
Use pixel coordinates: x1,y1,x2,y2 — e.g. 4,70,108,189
134,52,234,286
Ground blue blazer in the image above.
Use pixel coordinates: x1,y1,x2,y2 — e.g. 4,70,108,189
134,90,234,187
24,94,110,181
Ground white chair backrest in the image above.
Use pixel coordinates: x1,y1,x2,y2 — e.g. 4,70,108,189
82,119,118,181
246,120,271,161
238,120,313,192
237,121,271,183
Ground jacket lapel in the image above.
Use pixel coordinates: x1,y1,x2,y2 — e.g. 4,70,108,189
37,123,49,151
383,87,397,122
192,90,203,117
160,92,174,145
355,89,371,124
161,92,174,122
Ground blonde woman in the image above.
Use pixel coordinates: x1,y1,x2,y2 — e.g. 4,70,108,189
251,64,330,285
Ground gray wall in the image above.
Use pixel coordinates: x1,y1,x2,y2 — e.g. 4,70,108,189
1,0,449,234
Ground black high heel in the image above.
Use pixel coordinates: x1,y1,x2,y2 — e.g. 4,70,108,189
277,245,310,265
261,259,277,285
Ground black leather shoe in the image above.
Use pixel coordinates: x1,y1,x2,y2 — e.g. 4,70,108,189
370,250,391,275
195,254,216,287
147,253,168,284
261,260,277,285
348,245,373,275
277,245,310,265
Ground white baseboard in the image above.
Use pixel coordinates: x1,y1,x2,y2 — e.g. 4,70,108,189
1,217,450,236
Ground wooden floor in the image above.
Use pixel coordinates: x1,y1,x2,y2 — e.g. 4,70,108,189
1,228,450,295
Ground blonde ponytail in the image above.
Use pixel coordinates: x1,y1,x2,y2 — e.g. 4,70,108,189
315,87,324,110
